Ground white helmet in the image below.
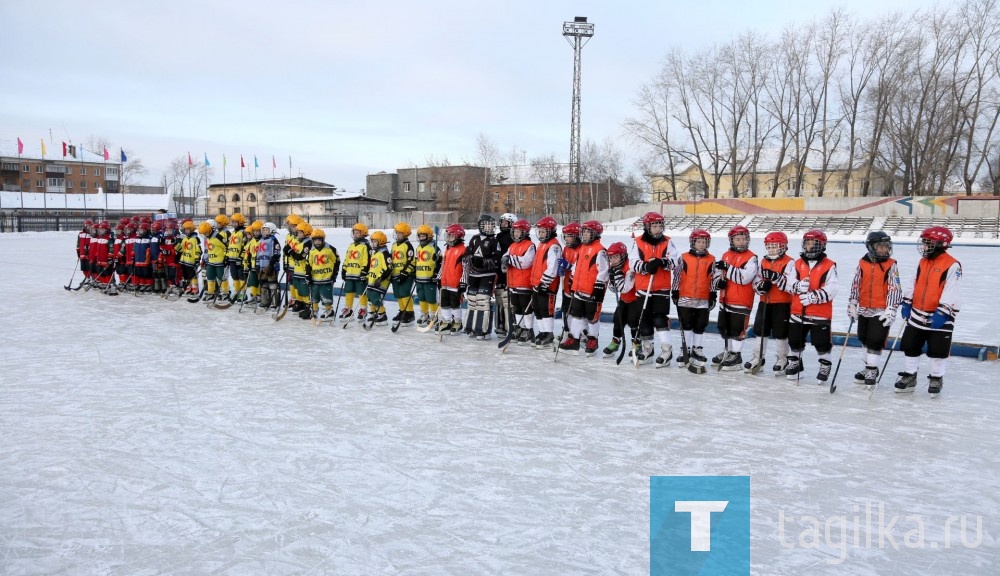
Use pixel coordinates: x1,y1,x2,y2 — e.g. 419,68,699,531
262,221,277,234
500,213,517,224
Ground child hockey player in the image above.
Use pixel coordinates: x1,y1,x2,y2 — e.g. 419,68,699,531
390,222,417,326
748,232,795,375
256,222,282,309
559,221,608,355
289,221,313,316
629,212,681,366
178,220,202,296
133,221,153,293
242,221,262,305
712,226,759,370
557,222,581,340
436,224,468,334
604,242,637,356
77,219,92,285
502,219,536,344
226,213,248,302
340,223,371,321
89,221,114,289
494,213,517,338
363,231,392,326
464,214,501,339
414,225,442,327
529,216,562,348
848,231,902,386
895,226,961,397
202,216,229,301
784,229,839,382
304,228,340,320
672,229,717,373
283,215,303,305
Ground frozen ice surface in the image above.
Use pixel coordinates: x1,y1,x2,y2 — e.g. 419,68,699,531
1,231,997,575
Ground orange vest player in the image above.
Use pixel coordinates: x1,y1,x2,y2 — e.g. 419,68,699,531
559,221,609,356
847,231,902,386
712,226,760,370
628,212,681,366
529,216,563,347
672,229,717,372
749,231,796,374
895,226,961,396
436,224,468,334
783,229,838,383
502,219,537,342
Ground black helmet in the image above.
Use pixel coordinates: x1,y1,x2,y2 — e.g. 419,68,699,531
478,214,496,236
865,231,893,262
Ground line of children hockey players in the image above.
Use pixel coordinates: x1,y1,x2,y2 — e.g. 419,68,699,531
71,214,961,395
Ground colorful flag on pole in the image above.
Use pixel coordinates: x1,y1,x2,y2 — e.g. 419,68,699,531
204,153,210,167
62,141,68,157
254,156,259,169
188,152,193,167
240,155,246,169
17,137,24,155
41,139,47,157
119,148,126,163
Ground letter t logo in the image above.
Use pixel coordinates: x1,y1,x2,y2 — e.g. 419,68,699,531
674,501,729,551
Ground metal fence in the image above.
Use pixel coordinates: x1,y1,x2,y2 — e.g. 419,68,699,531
0,212,363,233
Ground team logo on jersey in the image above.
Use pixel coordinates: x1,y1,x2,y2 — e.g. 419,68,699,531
348,249,361,260
418,251,431,261
315,254,328,265
393,250,403,260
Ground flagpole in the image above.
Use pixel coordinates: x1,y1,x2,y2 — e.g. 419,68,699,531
17,141,24,210
81,143,88,215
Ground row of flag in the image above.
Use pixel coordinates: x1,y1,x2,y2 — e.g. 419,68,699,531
16,137,127,163
187,152,292,171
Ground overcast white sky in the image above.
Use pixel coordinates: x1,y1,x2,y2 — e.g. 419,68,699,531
0,0,942,193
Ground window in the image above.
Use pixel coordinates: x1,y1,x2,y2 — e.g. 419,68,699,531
36,180,44,187
22,165,29,172
453,182,460,192
80,181,87,189
22,179,30,189
248,193,256,202
105,167,118,177
431,181,440,193
232,193,240,202
47,178,64,187
80,167,88,175
94,168,100,176
66,181,72,189
36,166,43,173
66,167,72,175
217,194,225,203
418,181,426,193
403,182,411,192
493,191,500,201
517,190,525,201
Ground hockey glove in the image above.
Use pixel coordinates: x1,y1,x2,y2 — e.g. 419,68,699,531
715,278,728,291
659,257,674,271
930,309,952,329
757,279,772,293
282,244,293,256
708,292,717,311
340,269,347,282
575,291,594,302
671,290,679,305
397,273,409,284
715,260,729,271
534,283,549,294
458,282,467,295
760,269,781,282
556,257,570,277
847,302,858,320
799,291,817,307
900,301,912,320
593,282,606,302
795,278,811,294
878,309,895,327
644,258,661,273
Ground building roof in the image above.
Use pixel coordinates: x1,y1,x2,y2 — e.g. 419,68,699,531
268,193,386,205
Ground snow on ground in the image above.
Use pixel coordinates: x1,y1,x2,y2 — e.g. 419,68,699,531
1,231,997,575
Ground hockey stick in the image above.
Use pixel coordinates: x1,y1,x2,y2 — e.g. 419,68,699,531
751,295,769,375
272,269,291,321
552,292,578,362
392,280,417,333
215,272,250,310
631,275,657,368
499,296,533,352
874,321,907,388
496,269,518,348
829,317,856,394
63,257,80,291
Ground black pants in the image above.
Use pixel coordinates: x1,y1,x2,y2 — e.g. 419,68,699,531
612,300,640,339
468,275,496,296
788,320,833,354
901,325,953,359
752,302,791,339
678,306,710,333
717,308,750,341
632,294,670,337
511,290,532,317
857,316,892,353
532,291,557,319
568,296,600,322
440,288,463,309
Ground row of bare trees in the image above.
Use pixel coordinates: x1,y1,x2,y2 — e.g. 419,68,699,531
626,0,1000,198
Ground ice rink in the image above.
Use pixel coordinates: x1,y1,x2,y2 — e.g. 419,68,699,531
1,230,997,575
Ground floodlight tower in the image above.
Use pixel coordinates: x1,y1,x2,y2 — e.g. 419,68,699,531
563,16,594,218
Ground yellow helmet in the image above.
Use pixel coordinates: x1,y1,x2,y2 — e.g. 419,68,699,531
416,224,434,238
394,222,412,237
352,223,369,237
251,220,264,231
370,230,388,247
181,219,196,232
310,228,326,240
231,213,247,226
197,221,213,236
215,214,230,227
296,222,313,236
286,214,302,227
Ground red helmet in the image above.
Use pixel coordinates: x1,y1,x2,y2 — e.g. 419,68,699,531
140,216,152,225
581,220,603,240
445,223,465,243
689,229,711,255
151,221,164,232
83,219,94,228
138,222,151,232
97,220,110,229
918,226,952,257
119,216,131,227
114,224,124,232
642,211,664,226
535,216,558,230
728,225,750,252
562,222,581,235
802,229,827,259
512,219,531,232
764,231,788,258
606,241,628,258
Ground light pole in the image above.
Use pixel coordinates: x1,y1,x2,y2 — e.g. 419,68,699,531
563,16,594,221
